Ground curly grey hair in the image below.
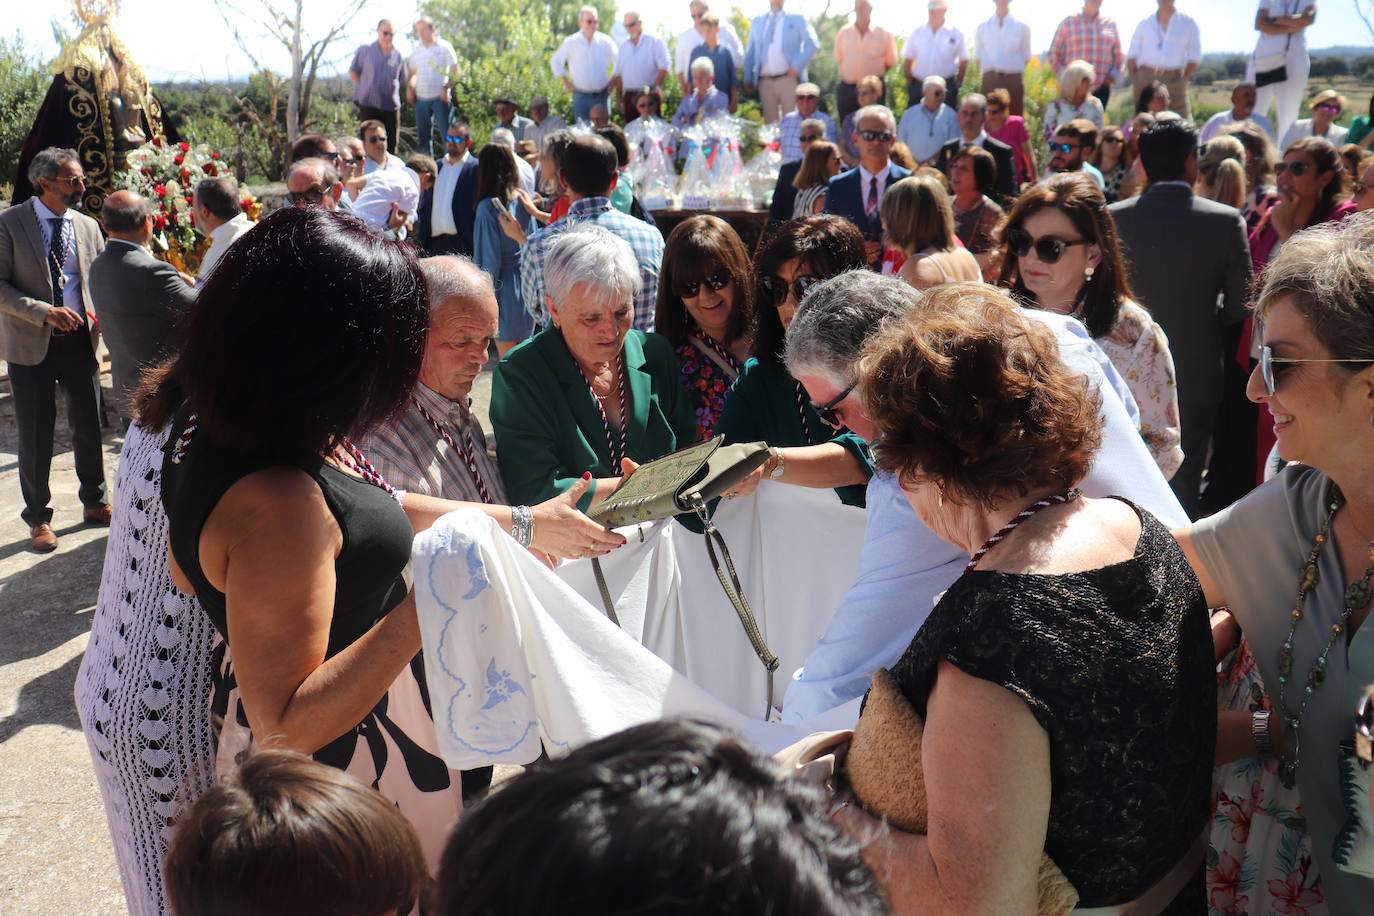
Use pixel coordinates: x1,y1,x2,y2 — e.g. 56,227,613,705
784,269,919,392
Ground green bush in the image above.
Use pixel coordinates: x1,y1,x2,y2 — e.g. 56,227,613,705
0,33,49,199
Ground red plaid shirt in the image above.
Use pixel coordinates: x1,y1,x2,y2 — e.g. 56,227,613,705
1048,14,1122,88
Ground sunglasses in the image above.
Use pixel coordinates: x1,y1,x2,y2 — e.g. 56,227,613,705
1276,160,1310,177
320,150,340,161
1005,227,1089,265
760,273,822,304
1048,141,1080,154
1102,136,1124,145
800,133,822,142
50,175,86,187
625,19,641,27
445,134,468,143
680,271,730,297
340,155,360,165
1316,103,1342,113
811,380,856,428
1258,344,1374,396
366,136,388,144
857,129,895,142
380,30,394,36
287,188,326,204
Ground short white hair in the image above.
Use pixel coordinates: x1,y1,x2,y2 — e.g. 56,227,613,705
490,128,516,149
544,224,642,306
853,104,895,132
420,255,493,316
690,56,715,78
579,5,597,17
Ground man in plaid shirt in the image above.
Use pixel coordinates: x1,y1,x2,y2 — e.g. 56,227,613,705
521,135,663,333
1048,0,1123,109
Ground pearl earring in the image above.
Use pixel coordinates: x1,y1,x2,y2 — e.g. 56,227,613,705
1084,265,1096,281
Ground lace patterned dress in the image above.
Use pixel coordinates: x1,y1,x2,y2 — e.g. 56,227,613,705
75,423,218,916
883,500,1216,910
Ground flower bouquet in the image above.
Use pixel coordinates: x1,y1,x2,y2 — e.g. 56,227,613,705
112,140,261,275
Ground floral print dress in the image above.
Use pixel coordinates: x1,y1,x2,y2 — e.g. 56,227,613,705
675,335,743,441
1209,639,1328,916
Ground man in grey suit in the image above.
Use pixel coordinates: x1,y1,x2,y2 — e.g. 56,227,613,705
89,191,196,426
0,147,110,551
1110,118,1252,518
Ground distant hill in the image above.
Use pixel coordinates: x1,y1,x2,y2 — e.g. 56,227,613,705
1202,46,1374,64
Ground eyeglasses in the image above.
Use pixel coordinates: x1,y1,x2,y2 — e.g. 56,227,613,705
760,273,822,304
366,136,388,144
340,156,360,166
380,30,394,36
1276,160,1310,177
625,19,641,27
49,175,86,187
1258,344,1374,396
810,380,856,428
1048,141,1081,154
800,133,822,142
287,188,327,204
1316,103,1342,114
1005,227,1089,265
857,129,895,142
680,271,730,297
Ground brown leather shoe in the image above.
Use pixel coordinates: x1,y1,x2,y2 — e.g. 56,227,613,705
82,504,113,526
29,524,58,552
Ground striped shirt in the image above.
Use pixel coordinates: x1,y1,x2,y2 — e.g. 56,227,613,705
409,37,458,99
520,197,664,332
357,382,508,505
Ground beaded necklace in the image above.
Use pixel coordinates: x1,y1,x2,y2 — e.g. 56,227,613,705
577,356,629,470
410,395,494,504
169,412,395,495
964,488,1081,575
1276,484,1374,788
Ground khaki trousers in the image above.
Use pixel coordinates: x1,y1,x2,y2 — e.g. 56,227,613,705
1132,66,1191,120
980,71,1025,116
759,73,798,124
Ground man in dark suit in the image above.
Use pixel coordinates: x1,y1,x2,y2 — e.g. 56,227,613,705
768,117,828,227
89,191,196,425
1110,118,1252,518
419,122,478,255
932,92,1017,204
0,146,109,550
823,104,911,267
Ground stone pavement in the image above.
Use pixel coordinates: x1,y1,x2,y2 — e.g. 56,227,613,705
0,365,498,915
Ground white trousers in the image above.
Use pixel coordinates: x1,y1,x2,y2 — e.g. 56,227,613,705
1249,50,1310,148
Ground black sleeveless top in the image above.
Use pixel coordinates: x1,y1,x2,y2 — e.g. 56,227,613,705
159,408,412,658
882,501,1215,910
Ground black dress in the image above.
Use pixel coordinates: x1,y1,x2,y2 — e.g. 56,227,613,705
883,499,1215,911
159,407,462,868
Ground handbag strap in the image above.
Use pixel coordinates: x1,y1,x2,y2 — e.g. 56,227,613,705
590,557,622,627
690,492,780,719
688,334,742,380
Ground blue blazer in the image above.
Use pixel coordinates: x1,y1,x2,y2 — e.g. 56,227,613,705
742,12,819,84
824,163,911,250
419,155,480,254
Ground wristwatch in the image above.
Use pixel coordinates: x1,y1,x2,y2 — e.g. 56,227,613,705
1252,709,1273,757
768,447,785,480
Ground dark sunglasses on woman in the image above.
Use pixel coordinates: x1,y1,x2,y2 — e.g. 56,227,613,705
1275,160,1310,177
680,271,730,297
759,274,822,304
1005,228,1089,265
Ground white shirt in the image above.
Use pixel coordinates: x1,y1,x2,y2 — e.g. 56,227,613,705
528,114,568,151
431,154,467,237
974,13,1031,74
675,24,742,76
363,151,406,174
615,33,670,88
408,37,458,99
1127,9,1202,70
1199,109,1276,143
762,10,790,76
901,24,967,78
198,212,253,279
353,168,421,233
31,198,83,315
551,31,618,92
857,163,892,214
1280,118,1349,150
1254,0,1310,59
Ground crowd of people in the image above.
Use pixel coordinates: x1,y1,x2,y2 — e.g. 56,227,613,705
4,0,1374,914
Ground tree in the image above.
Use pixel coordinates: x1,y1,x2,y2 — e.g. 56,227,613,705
423,0,616,63
213,0,367,143
0,33,48,196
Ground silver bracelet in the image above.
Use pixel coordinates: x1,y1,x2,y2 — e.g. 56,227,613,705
1252,709,1273,757
510,505,534,548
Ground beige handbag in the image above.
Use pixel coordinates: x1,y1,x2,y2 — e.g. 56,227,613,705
588,436,780,716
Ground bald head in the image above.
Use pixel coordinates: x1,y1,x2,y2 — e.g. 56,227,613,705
286,158,342,209
417,256,499,401
101,190,153,242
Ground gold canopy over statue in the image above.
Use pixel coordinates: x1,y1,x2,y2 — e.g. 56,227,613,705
12,0,178,210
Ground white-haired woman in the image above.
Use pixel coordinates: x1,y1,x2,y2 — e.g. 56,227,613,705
491,224,696,509
1042,59,1106,145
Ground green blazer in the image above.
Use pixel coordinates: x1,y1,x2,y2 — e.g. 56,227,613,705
492,326,696,507
715,357,872,508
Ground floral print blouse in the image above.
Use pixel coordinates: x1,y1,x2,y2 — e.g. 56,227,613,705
675,337,742,441
1096,300,1184,480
